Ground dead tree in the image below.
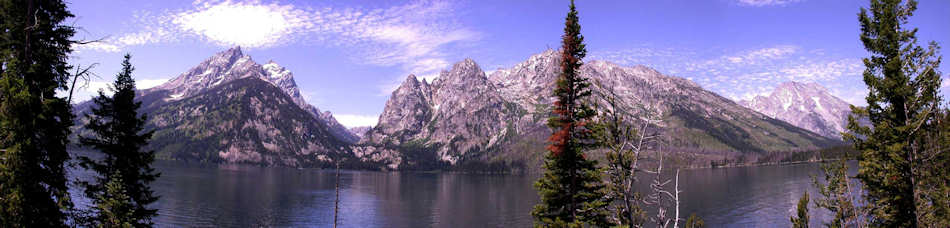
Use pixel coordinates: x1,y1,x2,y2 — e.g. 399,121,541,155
593,80,664,227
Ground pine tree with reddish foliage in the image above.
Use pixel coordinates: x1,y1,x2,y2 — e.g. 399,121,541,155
532,0,609,226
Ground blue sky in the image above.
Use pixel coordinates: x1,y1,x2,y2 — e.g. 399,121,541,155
68,0,950,127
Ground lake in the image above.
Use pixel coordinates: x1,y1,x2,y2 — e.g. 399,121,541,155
70,161,848,227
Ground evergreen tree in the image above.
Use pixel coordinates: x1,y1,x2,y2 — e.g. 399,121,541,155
846,0,945,226
0,0,76,226
79,54,160,227
790,192,809,228
916,106,950,226
812,160,862,227
95,172,135,228
532,0,608,226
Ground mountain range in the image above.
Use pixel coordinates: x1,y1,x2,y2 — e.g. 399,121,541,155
355,50,841,171
74,47,847,170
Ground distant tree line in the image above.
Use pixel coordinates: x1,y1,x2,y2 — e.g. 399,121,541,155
0,0,159,227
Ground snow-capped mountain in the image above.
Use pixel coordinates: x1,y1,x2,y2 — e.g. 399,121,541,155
76,47,360,167
740,81,853,139
148,47,358,143
356,50,839,170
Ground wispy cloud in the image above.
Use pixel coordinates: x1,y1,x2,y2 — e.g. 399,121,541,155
737,0,804,7
721,45,798,64
68,77,170,103
76,0,476,96
83,78,169,94
591,45,865,105
334,114,379,128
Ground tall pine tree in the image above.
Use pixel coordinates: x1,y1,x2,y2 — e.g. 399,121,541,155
79,54,160,227
532,1,608,227
845,0,945,226
0,0,76,226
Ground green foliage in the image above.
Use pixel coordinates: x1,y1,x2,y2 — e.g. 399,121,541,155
79,54,160,227
791,192,809,228
845,0,946,226
915,107,950,227
685,213,705,228
0,0,76,226
95,172,135,228
812,160,861,228
533,1,608,226
591,83,651,227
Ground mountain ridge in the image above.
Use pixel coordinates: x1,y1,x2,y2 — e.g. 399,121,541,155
356,50,841,170
74,47,361,167
739,81,852,139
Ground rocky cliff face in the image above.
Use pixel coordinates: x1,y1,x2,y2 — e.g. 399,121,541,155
358,50,840,170
740,82,852,139
347,126,372,139
357,59,524,169
140,77,349,166
77,47,359,167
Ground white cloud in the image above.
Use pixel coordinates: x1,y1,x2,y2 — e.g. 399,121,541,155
82,0,476,95
591,45,866,103
138,78,170,89
778,59,863,82
737,0,803,7
172,1,310,48
76,77,169,101
720,45,799,65
334,114,379,128
75,42,121,53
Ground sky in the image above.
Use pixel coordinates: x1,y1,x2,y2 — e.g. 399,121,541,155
67,0,950,128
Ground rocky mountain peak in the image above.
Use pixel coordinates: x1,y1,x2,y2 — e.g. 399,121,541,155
359,52,840,170
262,60,291,79
400,74,421,89
432,58,486,87
741,81,852,139
144,47,360,143
217,46,243,59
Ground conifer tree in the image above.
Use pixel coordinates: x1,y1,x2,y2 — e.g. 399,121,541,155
532,0,608,226
790,192,809,228
846,0,945,226
0,0,76,226
95,172,136,228
812,160,862,227
79,54,160,227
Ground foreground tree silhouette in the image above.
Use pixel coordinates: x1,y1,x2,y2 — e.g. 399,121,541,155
0,0,77,226
532,1,608,227
79,54,160,227
844,0,946,226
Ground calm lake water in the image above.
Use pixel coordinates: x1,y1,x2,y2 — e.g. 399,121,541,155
70,160,848,227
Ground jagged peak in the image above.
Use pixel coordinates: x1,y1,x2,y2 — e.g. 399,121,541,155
400,74,420,89
536,48,559,58
452,58,480,71
434,58,487,85
214,46,244,59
